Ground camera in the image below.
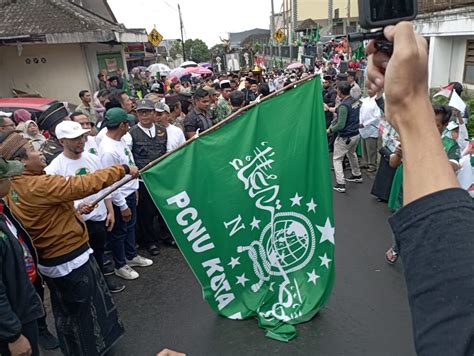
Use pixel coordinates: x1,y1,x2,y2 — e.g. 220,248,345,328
358,0,418,30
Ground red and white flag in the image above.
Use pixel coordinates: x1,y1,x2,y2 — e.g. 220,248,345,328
434,84,454,98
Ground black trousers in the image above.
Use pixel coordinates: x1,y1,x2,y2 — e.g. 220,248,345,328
85,220,107,272
136,182,170,248
33,277,49,332
0,320,39,356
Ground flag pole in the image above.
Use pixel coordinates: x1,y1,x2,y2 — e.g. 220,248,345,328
89,74,319,206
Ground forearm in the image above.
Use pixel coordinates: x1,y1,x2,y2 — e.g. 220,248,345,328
395,99,459,205
104,198,113,214
0,283,22,343
330,110,347,133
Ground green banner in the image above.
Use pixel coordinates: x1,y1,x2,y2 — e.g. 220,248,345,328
142,78,335,341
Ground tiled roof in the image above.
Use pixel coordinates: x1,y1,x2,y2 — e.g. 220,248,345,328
296,18,318,32
0,0,123,38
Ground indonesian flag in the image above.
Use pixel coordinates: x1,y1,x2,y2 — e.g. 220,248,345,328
434,84,454,98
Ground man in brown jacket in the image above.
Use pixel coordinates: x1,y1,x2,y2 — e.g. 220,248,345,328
0,131,139,356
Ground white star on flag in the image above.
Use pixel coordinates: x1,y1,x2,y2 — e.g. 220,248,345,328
290,193,303,206
319,253,332,269
250,217,261,230
228,257,240,269
307,269,320,284
306,198,317,213
236,273,249,287
316,218,335,245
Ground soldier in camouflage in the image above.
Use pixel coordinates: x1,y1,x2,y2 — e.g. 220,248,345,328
36,102,69,164
213,80,232,124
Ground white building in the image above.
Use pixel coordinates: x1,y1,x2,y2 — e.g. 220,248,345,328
414,5,474,90
0,0,147,104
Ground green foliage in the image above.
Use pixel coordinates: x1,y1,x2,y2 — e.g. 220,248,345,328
210,44,226,56
169,40,183,60
466,97,474,138
184,39,211,63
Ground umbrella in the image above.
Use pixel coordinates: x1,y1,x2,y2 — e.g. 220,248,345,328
180,61,198,68
184,66,212,75
167,67,187,79
147,63,171,76
287,62,304,69
199,62,211,68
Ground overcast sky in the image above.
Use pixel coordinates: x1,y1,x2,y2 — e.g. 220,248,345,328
108,0,283,47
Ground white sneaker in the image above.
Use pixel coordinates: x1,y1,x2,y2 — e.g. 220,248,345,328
115,265,139,280
126,255,153,267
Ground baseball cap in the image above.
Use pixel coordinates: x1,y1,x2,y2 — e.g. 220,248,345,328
0,157,24,178
337,73,348,81
104,108,135,126
151,83,165,94
202,86,216,96
155,102,170,113
136,99,155,111
55,121,90,140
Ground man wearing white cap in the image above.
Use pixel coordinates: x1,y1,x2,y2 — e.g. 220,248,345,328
155,102,185,152
45,121,125,293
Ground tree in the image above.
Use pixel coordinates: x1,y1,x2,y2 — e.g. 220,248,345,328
169,40,184,60
210,43,225,55
184,39,211,63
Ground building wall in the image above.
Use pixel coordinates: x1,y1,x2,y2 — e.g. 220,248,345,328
414,7,474,89
82,43,128,91
297,0,359,21
0,44,90,105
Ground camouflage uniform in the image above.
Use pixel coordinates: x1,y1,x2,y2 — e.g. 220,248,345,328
213,96,232,124
40,136,63,165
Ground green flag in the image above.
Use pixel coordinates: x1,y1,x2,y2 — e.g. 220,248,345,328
141,78,335,342
354,41,366,60
315,25,321,43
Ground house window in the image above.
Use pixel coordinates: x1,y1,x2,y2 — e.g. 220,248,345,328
464,40,474,84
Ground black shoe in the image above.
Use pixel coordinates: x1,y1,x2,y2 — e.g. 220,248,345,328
39,328,59,350
106,278,126,293
164,239,178,248
147,244,160,256
103,262,115,276
333,184,346,193
103,258,112,267
346,175,363,183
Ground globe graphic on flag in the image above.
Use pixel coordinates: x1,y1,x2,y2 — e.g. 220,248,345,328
261,212,316,275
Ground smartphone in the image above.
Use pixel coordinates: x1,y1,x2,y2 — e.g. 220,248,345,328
358,0,418,29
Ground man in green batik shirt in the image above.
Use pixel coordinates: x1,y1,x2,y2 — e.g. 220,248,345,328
213,80,232,124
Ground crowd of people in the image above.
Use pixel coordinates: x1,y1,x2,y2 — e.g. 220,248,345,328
0,23,473,355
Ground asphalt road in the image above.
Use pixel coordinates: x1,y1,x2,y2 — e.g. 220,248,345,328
44,171,415,356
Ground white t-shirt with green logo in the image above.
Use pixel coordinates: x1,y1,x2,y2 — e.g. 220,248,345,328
44,152,108,222
98,135,139,210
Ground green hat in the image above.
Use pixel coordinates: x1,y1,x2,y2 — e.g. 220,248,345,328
0,157,24,178
104,108,135,126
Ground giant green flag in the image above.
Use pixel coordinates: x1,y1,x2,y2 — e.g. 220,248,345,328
142,77,335,342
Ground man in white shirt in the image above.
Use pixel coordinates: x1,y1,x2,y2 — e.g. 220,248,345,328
155,102,186,152
348,70,362,100
359,93,382,172
99,108,153,280
70,112,99,155
45,121,125,293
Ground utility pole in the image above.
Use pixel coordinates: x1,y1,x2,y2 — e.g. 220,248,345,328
328,0,333,35
178,3,186,61
346,0,351,34
270,0,275,38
